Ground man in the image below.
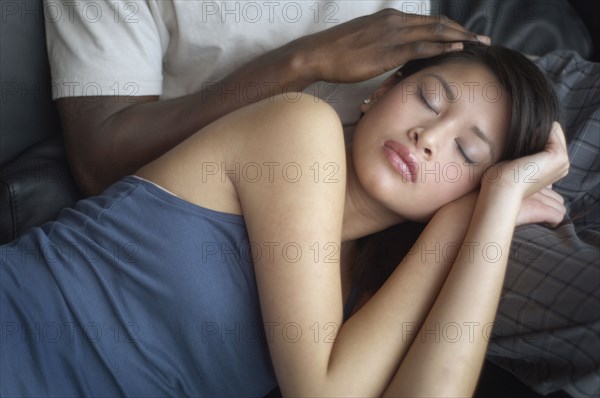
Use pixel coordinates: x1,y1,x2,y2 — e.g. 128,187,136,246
44,0,489,194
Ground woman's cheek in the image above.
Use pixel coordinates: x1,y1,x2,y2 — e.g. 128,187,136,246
425,177,474,208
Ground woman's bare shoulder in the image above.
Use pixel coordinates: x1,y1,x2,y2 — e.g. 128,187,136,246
136,93,346,214
228,94,346,184
224,93,345,163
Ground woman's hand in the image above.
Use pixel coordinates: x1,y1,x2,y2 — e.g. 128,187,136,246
480,122,569,227
516,186,566,227
287,9,490,83
483,122,570,198
440,186,566,229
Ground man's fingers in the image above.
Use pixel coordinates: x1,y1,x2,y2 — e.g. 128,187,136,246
402,12,471,34
392,41,463,62
377,9,490,44
398,22,485,45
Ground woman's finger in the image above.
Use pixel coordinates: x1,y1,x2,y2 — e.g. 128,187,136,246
534,190,566,215
537,187,565,204
529,190,564,213
542,205,567,228
517,193,567,227
545,122,569,156
551,121,568,150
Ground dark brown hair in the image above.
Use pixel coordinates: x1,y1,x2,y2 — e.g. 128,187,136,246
352,42,558,299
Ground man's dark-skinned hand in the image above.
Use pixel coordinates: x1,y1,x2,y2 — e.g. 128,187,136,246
292,9,490,83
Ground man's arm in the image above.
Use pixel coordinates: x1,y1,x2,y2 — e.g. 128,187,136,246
57,48,304,196
54,8,488,196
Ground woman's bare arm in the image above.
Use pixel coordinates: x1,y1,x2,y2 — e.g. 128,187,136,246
382,183,521,397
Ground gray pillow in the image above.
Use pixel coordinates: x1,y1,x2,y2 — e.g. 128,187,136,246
488,50,599,398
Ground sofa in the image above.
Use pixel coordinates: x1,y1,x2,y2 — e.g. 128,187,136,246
0,0,81,244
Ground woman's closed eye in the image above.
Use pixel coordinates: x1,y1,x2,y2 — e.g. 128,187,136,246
455,140,475,164
418,86,439,115
418,86,474,164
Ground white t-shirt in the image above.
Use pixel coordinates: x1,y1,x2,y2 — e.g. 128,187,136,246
44,0,432,126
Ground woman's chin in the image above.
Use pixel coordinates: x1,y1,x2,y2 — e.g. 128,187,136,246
398,208,437,224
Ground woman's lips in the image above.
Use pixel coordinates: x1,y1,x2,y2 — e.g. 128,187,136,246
383,140,419,183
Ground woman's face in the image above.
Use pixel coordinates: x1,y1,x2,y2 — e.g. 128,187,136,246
352,61,510,221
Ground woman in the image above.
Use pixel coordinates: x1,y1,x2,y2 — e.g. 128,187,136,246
1,42,569,397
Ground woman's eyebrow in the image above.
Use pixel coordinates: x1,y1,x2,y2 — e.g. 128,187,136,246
471,125,495,158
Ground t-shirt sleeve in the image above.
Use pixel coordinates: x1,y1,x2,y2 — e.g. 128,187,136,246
44,0,164,99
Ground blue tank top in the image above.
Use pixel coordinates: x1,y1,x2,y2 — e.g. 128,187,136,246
1,176,278,396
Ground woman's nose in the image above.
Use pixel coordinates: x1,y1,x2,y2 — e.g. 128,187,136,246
409,127,437,160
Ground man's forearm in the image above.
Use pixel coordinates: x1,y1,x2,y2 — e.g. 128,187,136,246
60,43,311,195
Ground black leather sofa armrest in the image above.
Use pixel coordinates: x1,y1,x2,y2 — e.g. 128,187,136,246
0,135,82,245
